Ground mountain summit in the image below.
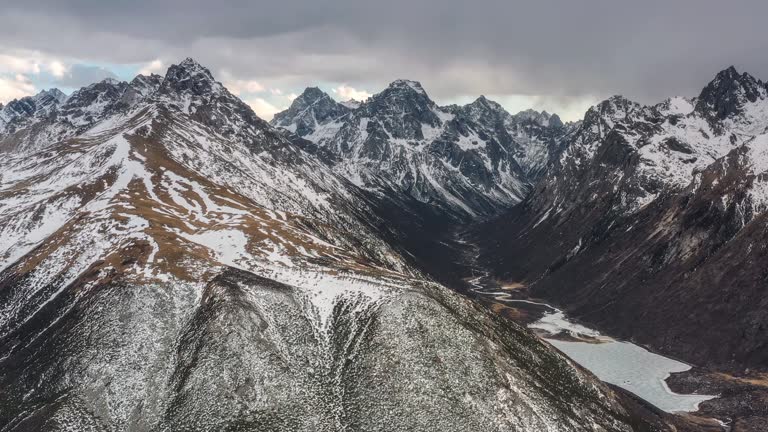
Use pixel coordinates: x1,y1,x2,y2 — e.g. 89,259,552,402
272,79,570,219
272,86,351,138
0,58,654,431
696,66,768,120
160,57,221,97
474,64,768,376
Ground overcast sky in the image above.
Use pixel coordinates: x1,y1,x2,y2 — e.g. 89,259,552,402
1,0,767,121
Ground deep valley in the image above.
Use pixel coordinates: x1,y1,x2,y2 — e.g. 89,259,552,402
1,57,767,431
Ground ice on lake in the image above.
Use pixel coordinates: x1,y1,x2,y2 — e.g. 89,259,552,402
530,311,716,413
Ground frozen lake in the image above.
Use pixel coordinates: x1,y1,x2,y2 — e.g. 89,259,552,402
530,310,716,413
461,250,716,414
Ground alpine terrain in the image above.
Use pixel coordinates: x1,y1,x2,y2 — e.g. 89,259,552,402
473,67,768,430
272,80,570,220
0,59,673,431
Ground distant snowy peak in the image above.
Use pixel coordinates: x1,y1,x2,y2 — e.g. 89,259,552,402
353,79,446,140
373,79,432,105
100,77,122,85
461,96,510,124
461,96,563,130
165,57,218,86
0,57,280,153
59,79,133,126
696,66,768,121
541,66,768,219
271,86,351,137
0,88,68,125
270,78,570,218
385,79,427,95
158,57,227,104
35,88,68,105
587,95,646,125
340,99,362,109
512,108,562,128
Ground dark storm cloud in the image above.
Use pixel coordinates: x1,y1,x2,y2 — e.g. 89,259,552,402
3,0,768,112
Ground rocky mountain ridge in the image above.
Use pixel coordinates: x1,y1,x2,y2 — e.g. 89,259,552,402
272,80,571,219
0,58,659,431
474,65,768,371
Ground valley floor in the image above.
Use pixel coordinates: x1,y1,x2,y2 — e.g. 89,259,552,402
410,224,767,432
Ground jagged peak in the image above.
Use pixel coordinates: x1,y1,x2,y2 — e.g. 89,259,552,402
131,73,162,84
365,79,435,112
469,95,504,110
463,95,507,115
159,57,224,100
298,86,329,99
473,95,490,103
593,95,642,114
35,88,68,104
284,87,343,112
719,65,739,78
100,77,122,85
340,99,361,109
66,78,126,100
579,95,643,127
271,86,349,129
386,79,426,95
0,88,67,114
464,97,562,128
696,65,767,119
178,57,207,71
289,87,337,108
73,77,126,93
605,94,637,105
706,66,764,93
514,108,551,120
129,73,163,98
163,58,217,85
549,113,564,128
512,108,561,128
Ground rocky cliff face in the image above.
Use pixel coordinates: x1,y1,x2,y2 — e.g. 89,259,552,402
0,59,654,431
272,86,353,139
474,66,768,369
272,81,571,220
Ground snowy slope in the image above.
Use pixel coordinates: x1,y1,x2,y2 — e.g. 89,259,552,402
542,67,768,220
0,58,649,431
272,82,570,219
474,66,768,370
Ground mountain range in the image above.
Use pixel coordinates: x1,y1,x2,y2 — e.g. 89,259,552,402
272,79,569,220
1,56,767,431
473,66,768,370
0,58,670,431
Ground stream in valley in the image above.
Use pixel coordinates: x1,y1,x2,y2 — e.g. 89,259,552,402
457,235,717,414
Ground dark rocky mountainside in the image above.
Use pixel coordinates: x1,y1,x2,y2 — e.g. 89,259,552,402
473,66,768,370
0,59,664,431
272,80,571,220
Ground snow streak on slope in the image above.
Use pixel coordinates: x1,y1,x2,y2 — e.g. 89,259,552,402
0,58,651,431
473,66,768,375
272,84,571,219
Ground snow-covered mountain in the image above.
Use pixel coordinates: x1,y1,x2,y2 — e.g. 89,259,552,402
272,81,570,219
474,66,768,369
272,86,353,140
0,58,657,431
